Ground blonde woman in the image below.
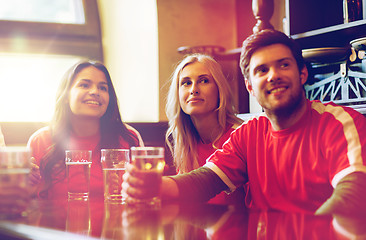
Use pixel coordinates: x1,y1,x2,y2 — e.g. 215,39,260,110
165,53,245,205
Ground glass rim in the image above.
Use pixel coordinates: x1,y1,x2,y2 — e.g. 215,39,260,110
65,150,92,153
101,148,130,152
65,150,92,163
130,147,164,150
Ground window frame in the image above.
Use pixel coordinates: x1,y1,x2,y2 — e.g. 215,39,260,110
0,0,103,60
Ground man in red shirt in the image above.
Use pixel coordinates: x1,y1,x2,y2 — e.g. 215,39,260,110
123,29,366,216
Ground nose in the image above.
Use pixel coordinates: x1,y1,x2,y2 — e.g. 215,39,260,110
267,67,280,83
190,82,199,95
89,84,100,96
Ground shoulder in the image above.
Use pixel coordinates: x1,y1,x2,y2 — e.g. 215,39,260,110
27,126,53,164
310,101,366,125
125,124,145,147
227,113,270,144
235,112,269,130
311,100,362,116
27,126,52,148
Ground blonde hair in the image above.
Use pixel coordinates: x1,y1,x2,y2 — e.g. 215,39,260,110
165,54,242,173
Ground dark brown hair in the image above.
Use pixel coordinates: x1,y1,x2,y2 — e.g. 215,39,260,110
39,59,139,197
240,29,305,81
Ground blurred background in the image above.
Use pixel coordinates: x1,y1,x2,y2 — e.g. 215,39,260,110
0,0,285,145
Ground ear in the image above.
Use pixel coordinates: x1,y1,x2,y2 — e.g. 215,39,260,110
299,65,308,85
245,79,255,96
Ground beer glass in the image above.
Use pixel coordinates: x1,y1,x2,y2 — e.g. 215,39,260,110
65,150,92,201
0,146,32,218
101,149,129,203
129,147,165,209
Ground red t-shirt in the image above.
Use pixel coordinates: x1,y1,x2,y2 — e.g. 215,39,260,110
28,126,143,199
196,125,246,206
205,100,366,213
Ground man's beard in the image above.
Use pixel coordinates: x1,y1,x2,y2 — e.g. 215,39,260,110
266,91,305,119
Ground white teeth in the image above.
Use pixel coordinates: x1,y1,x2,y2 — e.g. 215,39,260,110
271,87,286,93
85,101,100,105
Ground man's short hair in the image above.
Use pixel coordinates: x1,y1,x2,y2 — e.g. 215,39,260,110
240,29,305,81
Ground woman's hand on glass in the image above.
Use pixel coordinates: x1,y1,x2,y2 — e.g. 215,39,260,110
29,158,41,186
122,163,148,203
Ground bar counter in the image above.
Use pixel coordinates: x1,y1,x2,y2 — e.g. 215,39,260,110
0,198,365,239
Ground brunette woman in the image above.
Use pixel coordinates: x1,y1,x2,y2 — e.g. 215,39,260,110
28,60,143,199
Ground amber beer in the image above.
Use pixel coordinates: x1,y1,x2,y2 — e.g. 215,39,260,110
0,147,31,186
103,167,125,201
130,147,165,208
101,149,129,203
0,147,31,218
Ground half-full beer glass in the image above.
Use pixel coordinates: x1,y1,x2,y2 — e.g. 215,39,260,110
65,150,92,201
101,149,129,203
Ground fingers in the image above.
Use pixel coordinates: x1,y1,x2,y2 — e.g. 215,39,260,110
123,164,145,188
121,181,144,199
121,173,151,205
123,162,157,202
29,162,41,186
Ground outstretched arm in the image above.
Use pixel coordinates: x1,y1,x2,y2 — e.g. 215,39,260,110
122,165,228,203
170,167,228,202
122,163,179,202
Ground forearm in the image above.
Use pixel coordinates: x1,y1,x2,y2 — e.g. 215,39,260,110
315,171,366,217
168,167,228,202
161,177,179,199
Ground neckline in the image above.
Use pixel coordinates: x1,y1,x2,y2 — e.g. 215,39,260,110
270,100,310,137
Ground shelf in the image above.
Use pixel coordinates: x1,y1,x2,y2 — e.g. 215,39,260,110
286,0,366,49
290,22,366,49
214,47,241,60
291,20,366,40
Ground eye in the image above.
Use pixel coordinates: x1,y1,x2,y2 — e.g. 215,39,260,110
181,80,191,86
254,66,268,76
99,85,108,92
199,77,209,83
280,62,290,68
78,82,89,88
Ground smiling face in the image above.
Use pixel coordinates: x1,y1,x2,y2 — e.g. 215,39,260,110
246,43,308,116
178,62,219,118
68,66,110,119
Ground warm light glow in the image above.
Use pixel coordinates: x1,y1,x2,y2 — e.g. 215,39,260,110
0,53,81,122
0,0,85,24
98,0,159,122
